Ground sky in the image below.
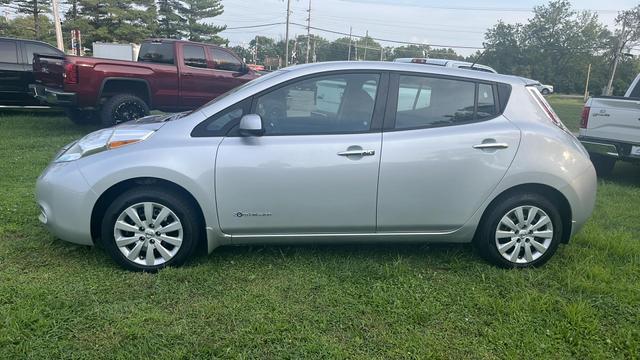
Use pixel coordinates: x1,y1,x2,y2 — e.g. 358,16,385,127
214,0,638,56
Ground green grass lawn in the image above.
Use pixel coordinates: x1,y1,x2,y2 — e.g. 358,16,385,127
1,104,639,359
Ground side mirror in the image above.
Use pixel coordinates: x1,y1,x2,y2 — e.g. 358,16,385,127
239,114,264,136
240,63,250,74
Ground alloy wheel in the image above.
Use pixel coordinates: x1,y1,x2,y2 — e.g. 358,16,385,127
494,205,554,264
113,202,183,267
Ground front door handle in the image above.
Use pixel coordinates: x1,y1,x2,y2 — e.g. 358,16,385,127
338,149,376,156
473,143,509,150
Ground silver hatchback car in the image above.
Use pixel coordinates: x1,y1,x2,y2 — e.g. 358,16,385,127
36,62,597,271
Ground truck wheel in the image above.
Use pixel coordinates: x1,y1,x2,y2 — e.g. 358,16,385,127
590,154,615,177
541,89,550,95
100,93,149,127
65,108,96,125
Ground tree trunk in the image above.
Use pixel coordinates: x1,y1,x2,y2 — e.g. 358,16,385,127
33,0,39,39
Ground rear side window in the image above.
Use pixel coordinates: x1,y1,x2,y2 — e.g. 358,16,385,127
0,40,18,63
395,75,475,129
138,42,175,65
477,83,497,120
183,45,207,68
210,48,242,72
24,42,60,64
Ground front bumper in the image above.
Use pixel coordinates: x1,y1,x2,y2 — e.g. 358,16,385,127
29,84,77,106
578,136,640,162
36,161,97,246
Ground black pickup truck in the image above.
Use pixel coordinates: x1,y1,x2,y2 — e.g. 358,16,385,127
0,37,64,106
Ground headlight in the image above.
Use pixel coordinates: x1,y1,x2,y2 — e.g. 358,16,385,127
55,128,155,163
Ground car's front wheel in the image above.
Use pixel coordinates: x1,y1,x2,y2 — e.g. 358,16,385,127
101,187,201,271
541,88,550,95
476,193,563,268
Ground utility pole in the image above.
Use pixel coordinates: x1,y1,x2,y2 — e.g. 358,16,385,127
254,35,258,64
363,30,368,60
305,0,312,63
606,20,626,95
584,63,592,102
51,0,64,51
380,46,383,61
347,26,352,61
284,0,292,67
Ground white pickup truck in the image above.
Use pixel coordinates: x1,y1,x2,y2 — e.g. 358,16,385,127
578,74,640,175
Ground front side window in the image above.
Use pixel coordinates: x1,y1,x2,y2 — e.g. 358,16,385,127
255,73,380,135
211,48,242,72
0,40,18,63
183,45,207,68
395,75,475,129
191,99,251,137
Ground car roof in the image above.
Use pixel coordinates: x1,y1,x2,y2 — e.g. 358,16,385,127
284,61,527,85
143,38,228,49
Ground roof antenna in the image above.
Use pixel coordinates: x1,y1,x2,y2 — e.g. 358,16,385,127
470,46,487,69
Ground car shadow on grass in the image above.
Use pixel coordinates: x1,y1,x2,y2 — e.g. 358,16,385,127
603,162,640,187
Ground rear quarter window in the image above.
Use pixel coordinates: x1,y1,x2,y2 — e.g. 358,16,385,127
138,43,175,65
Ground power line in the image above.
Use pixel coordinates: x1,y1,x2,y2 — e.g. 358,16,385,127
225,22,285,30
289,22,484,49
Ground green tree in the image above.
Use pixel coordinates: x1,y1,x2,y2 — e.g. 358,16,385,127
11,0,51,39
156,0,186,38
62,0,158,51
181,0,226,44
392,45,427,59
0,15,56,44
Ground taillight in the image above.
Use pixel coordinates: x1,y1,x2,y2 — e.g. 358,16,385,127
64,62,78,84
580,106,590,129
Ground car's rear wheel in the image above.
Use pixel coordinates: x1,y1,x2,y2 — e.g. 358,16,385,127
589,154,616,177
476,193,563,268
101,187,201,271
100,93,149,127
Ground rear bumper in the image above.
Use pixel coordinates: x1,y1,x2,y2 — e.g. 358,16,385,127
578,136,640,161
29,84,77,106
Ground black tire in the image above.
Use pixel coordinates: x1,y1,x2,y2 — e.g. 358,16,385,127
65,108,97,125
101,186,202,272
100,93,149,127
590,154,616,177
475,192,563,268
541,88,550,95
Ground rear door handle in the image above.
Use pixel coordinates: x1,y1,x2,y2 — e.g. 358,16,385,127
338,149,376,156
473,143,509,150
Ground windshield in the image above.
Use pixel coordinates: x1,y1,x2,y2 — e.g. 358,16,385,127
196,70,289,111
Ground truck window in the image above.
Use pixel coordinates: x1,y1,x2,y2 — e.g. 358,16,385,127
183,45,207,69
138,42,175,65
210,48,242,72
24,42,60,64
0,40,18,63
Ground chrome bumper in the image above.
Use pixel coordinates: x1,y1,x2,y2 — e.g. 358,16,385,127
579,139,619,158
29,84,77,106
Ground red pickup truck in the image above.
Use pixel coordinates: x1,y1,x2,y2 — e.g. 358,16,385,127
30,39,259,126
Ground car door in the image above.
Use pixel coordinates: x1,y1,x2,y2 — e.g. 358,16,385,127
377,73,520,232
0,39,28,105
179,44,218,108
215,72,387,235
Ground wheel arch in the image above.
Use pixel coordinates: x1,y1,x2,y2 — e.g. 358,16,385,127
99,78,152,107
90,177,207,253
475,183,572,244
